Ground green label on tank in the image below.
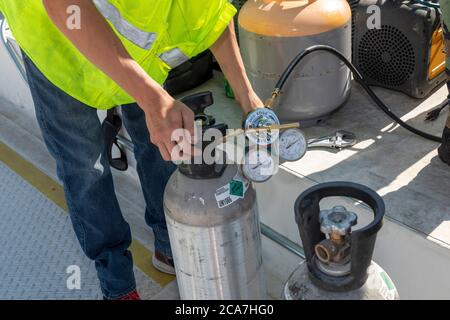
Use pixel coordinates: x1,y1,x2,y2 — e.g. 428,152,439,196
380,272,395,291
215,174,249,208
230,180,244,198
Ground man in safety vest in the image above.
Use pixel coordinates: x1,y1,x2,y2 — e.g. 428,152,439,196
0,0,263,299
440,0,450,166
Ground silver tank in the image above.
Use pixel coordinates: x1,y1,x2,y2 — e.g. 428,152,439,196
239,24,352,125
284,261,399,300
164,165,266,300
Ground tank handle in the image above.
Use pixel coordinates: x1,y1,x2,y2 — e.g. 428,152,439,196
294,181,385,291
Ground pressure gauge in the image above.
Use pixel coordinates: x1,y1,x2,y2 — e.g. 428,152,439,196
241,149,275,183
244,108,280,146
278,128,307,161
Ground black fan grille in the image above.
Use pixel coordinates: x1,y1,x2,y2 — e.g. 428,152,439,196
358,25,415,87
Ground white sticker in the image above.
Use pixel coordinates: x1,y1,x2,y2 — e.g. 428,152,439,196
215,173,250,208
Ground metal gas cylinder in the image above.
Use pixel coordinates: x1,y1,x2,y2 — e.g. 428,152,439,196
164,92,266,300
284,182,399,300
238,0,352,125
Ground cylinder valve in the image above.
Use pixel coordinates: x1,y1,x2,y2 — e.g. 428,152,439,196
314,206,357,277
294,182,386,292
284,182,399,299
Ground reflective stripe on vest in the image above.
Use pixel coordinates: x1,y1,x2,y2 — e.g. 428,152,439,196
159,47,189,68
93,0,157,50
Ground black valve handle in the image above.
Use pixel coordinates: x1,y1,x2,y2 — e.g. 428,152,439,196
180,91,216,127
180,91,214,115
178,91,228,179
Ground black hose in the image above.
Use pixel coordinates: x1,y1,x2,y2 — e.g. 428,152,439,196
274,45,443,143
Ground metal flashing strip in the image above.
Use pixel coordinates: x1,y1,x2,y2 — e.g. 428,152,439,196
0,141,175,288
0,160,102,299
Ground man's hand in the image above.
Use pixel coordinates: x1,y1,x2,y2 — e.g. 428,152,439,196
140,92,195,161
239,91,265,115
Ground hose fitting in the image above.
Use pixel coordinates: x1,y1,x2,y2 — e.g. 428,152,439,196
265,89,282,109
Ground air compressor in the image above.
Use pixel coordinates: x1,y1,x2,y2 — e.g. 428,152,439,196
284,182,399,300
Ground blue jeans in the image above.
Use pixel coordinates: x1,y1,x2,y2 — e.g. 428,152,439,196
22,53,176,299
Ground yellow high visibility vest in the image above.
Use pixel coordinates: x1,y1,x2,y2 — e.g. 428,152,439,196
0,0,236,109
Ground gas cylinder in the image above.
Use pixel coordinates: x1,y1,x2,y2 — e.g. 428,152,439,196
163,92,266,300
284,182,399,300
238,0,352,125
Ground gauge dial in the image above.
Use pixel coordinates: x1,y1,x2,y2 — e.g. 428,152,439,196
244,108,280,146
241,149,275,183
278,128,307,162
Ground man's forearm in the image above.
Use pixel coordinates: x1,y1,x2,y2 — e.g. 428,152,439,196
211,22,262,113
42,0,168,107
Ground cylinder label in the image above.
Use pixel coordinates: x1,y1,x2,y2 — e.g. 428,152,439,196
215,173,250,208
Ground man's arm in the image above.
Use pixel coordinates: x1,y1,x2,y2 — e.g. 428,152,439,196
210,21,263,114
42,0,193,161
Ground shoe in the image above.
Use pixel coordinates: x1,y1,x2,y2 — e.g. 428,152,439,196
118,290,141,300
438,126,450,165
152,251,176,275
103,290,141,300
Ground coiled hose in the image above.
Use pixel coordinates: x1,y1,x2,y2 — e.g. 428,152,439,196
268,45,443,143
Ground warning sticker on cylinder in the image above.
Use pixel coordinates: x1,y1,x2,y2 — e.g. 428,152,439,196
215,174,250,208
